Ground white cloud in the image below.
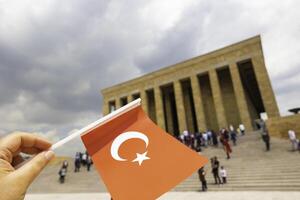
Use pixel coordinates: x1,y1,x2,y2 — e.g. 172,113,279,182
0,0,299,138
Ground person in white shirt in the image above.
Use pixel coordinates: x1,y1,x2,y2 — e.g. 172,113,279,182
288,130,298,151
220,166,227,184
202,132,208,147
239,124,245,135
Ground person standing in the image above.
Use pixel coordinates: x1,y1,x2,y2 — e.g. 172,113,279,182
202,132,208,147
288,130,298,151
212,157,221,184
259,120,270,151
74,152,81,172
190,132,195,149
229,125,237,146
58,165,67,184
207,130,212,145
220,166,227,184
239,124,245,135
87,156,93,171
198,167,207,191
195,132,202,152
220,129,232,159
211,130,218,147
82,151,88,166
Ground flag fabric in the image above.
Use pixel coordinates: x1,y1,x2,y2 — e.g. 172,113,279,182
81,106,208,200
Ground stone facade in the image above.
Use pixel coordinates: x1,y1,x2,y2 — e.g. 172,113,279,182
101,35,280,135
266,114,300,138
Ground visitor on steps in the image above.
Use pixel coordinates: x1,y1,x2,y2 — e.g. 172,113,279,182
220,166,227,184
220,129,232,159
74,152,81,172
239,124,245,135
58,166,67,184
195,132,202,152
211,130,218,147
211,157,222,184
288,130,298,151
258,119,271,151
202,131,208,147
198,167,208,191
229,124,237,146
207,130,212,145
87,154,93,171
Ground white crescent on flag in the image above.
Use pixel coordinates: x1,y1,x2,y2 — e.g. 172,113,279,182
110,131,150,166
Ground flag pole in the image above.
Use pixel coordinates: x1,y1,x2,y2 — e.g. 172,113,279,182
50,98,141,150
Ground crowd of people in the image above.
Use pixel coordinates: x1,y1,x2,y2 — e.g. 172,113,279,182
177,123,245,159
176,124,246,192
58,151,93,184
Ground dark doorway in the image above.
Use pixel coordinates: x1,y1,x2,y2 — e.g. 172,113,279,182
238,59,265,124
181,79,198,133
120,97,128,106
146,89,157,123
161,84,179,136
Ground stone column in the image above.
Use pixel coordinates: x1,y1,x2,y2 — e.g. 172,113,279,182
128,94,134,102
209,69,227,129
115,97,121,109
190,75,207,131
229,62,253,130
140,89,148,114
251,54,280,118
174,80,187,133
154,86,165,130
102,98,109,116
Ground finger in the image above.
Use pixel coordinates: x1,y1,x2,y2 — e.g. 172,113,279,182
13,151,55,186
14,147,45,155
0,132,52,156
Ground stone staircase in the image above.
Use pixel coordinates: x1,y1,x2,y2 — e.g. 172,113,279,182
29,131,300,193
173,131,300,191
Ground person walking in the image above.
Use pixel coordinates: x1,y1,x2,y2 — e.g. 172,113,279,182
198,167,207,191
202,132,208,147
288,130,298,151
207,130,212,145
212,157,221,184
74,152,81,172
58,166,67,183
239,124,245,135
211,130,218,147
229,125,237,146
195,132,202,152
220,166,227,184
87,155,93,171
220,129,232,159
259,120,270,151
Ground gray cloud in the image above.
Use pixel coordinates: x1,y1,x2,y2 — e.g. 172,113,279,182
0,0,299,144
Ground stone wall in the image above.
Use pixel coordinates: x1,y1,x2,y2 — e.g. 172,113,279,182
266,114,300,138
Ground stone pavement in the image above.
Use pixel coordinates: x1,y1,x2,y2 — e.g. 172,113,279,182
25,192,300,200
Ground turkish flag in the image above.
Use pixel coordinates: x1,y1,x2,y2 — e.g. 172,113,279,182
81,106,208,200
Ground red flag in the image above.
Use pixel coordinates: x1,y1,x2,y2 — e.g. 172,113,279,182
81,105,208,200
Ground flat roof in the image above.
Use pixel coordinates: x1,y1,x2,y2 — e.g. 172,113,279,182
101,35,261,94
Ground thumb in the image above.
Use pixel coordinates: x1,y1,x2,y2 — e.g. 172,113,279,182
13,151,55,186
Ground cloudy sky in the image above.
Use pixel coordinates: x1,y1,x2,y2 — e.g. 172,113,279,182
0,0,299,141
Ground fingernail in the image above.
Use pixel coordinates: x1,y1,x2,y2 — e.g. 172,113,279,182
44,151,55,160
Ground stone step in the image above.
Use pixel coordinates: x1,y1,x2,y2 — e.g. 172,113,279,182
173,187,300,191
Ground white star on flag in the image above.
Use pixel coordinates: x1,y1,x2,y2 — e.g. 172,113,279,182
132,151,150,166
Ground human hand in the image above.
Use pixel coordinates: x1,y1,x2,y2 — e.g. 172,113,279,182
0,132,55,200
